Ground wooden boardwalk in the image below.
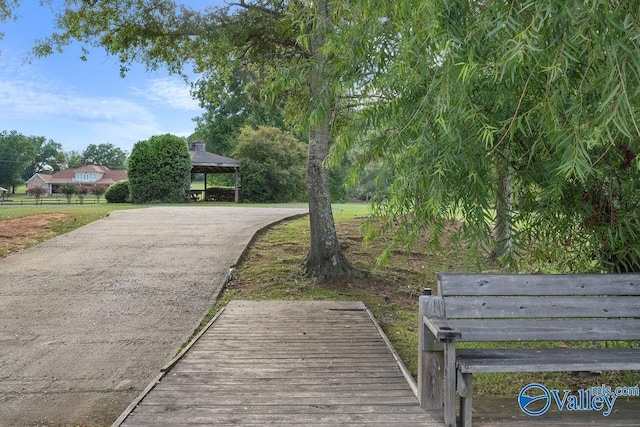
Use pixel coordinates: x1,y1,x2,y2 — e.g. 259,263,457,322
115,300,441,426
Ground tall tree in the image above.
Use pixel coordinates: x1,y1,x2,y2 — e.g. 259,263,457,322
302,0,354,279
0,130,37,190
81,143,128,169
21,137,65,180
65,150,84,169
193,65,285,158
33,0,356,280
232,126,306,203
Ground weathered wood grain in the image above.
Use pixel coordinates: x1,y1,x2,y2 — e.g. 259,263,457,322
450,319,640,342
437,273,640,296
457,348,640,373
118,300,439,426
444,296,639,318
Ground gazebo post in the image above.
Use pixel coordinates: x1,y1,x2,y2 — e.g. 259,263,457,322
203,172,207,201
234,168,239,203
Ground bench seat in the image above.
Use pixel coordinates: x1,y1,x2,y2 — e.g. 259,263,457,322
457,347,640,373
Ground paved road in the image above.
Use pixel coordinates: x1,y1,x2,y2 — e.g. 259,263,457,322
0,206,307,427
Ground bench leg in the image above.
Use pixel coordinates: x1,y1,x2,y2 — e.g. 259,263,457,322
458,372,473,427
443,343,457,427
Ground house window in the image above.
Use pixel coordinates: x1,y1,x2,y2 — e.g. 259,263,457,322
75,172,97,182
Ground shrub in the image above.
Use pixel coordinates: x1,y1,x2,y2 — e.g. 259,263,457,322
128,134,192,203
58,183,78,205
76,185,89,204
105,180,130,203
91,185,107,203
232,126,306,203
26,186,46,204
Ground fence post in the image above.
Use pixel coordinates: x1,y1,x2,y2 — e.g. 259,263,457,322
418,290,445,411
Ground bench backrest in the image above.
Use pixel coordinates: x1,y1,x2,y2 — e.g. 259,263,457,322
437,273,640,342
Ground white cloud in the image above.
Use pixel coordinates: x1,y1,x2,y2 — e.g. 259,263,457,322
0,79,156,123
0,77,161,150
0,52,200,152
135,77,201,111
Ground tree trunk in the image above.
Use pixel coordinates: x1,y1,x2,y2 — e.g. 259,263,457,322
490,148,513,261
304,115,355,281
303,0,356,281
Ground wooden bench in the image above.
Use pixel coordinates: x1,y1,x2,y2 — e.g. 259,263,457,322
418,273,640,426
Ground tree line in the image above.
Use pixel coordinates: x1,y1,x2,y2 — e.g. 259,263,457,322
2,1,639,278
0,132,128,191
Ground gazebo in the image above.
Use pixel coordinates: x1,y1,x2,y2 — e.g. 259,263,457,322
0,186,7,201
189,141,241,202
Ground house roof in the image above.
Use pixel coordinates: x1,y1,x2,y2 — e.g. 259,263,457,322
76,165,109,173
26,166,128,185
26,173,53,183
0,186,8,192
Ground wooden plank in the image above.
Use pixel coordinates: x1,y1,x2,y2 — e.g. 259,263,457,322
124,412,433,425
444,296,640,319
162,373,409,385
137,390,418,405
450,319,640,342
117,300,437,426
164,369,407,380
437,273,640,296
154,381,416,392
457,348,640,373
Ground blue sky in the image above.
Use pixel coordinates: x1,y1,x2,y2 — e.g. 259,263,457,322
0,2,225,155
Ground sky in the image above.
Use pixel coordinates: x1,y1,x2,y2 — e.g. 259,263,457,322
0,1,224,155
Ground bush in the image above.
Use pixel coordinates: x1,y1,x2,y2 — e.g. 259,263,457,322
58,183,78,205
232,126,306,203
26,186,46,204
128,134,192,203
205,186,236,202
91,185,107,203
76,185,89,204
105,180,130,203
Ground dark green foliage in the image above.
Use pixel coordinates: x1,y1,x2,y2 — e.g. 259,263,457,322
21,137,65,180
0,130,37,189
233,126,306,203
104,180,130,203
81,143,128,169
128,134,192,204
328,162,348,203
193,66,286,158
204,186,236,202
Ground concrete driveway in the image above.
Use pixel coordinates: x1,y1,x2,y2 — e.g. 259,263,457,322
0,206,307,426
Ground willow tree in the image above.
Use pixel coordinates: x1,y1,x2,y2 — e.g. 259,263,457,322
33,0,355,280
332,0,640,272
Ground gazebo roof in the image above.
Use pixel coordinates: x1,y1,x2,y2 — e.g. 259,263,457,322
189,142,240,174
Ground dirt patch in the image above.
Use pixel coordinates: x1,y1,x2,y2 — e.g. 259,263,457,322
0,213,71,257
